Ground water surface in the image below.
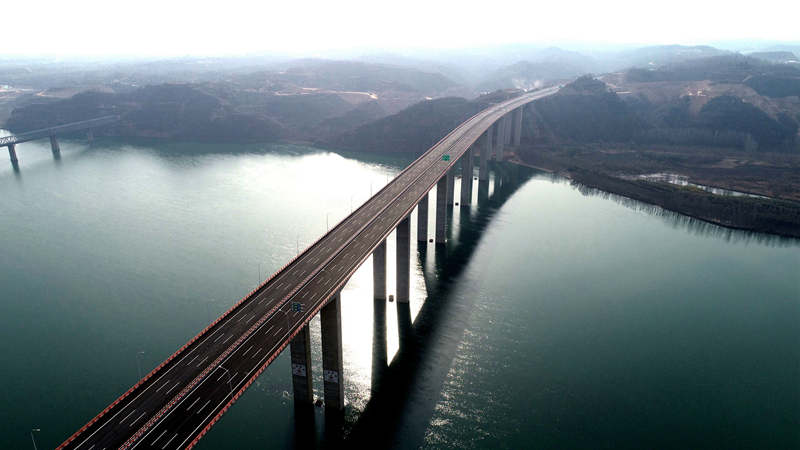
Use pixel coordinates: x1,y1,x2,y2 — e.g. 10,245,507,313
0,137,796,449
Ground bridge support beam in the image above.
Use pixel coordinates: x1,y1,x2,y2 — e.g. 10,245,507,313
50,136,60,155
496,117,505,161
446,165,455,205
417,194,428,242
7,144,18,163
435,176,447,244
396,215,410,303
514,107,523,146
460,145,473,206
321,292,344,410
373,239,386,300
290,325,314,404
86,128,94,142
480,129,490,181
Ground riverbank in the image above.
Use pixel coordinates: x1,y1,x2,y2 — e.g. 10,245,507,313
510,149,800,239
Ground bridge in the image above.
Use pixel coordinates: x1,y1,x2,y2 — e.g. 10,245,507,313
1,115,119,163
56,87,559,450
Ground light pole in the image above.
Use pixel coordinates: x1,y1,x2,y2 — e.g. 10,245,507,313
136,351,145,380
326,212,333,232
31,429,40,450
218,366,234,398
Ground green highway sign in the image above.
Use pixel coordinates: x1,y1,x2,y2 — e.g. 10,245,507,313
291,302,303,312
442,155,450,161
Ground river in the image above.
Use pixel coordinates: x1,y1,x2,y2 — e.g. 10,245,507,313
0,136,797,449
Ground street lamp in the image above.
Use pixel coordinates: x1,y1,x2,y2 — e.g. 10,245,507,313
31,429,40,450
136,351,145,380
218,366,234,398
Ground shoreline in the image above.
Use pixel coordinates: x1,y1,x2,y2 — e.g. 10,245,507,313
508,156,800,240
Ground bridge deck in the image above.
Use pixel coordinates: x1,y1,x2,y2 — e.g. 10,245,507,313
0,116,119,147
57,88,559,450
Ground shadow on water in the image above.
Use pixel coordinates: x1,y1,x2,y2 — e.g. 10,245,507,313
343,162,530,450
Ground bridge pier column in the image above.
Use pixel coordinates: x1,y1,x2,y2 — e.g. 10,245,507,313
290,325,314,404
496,117,505,161
7,144,18,163
460,146,473,206
504,112,513,146
396,215,410,303
373,239,386,300
50,136,60,155
435,176,447,245
417,194,428,242
446,165,455,205
514,107,523,146
321,292,344,410
86,128,94,142
480,129,490,181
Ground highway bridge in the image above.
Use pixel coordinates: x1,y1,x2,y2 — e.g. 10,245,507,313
56,87,559,450
2,115,118,163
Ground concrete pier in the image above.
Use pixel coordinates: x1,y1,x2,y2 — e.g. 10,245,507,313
290,325,314,404
504,112,513,146
496,116,505,161
50,136,60,154
373,239,386,300
446,165,455,205
460,146,473,206
86,128,94,142
396,215,410,303
417,194,428,242
321,292,344,410
435,176,447,244
514,107,523,146
480,129,490,181
7,144,18,163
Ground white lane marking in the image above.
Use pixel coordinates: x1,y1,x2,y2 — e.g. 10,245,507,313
187,355,199,365
223,335,234,344
214,333,224,343
196,356,208,367
131,412,147,427
246,314,256,324
161,433,178,450
187,397,201,410
150,430,168,446
165,381,180,394
243,346,253,356
196,400,211,414
252,347,262,359
265,325,275,335
120,409,137,424
156,381,169,393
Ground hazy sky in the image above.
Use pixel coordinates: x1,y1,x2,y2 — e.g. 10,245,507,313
5,0,799,57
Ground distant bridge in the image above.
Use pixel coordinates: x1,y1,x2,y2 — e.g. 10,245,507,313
56,87,559,450
2,115,119,162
